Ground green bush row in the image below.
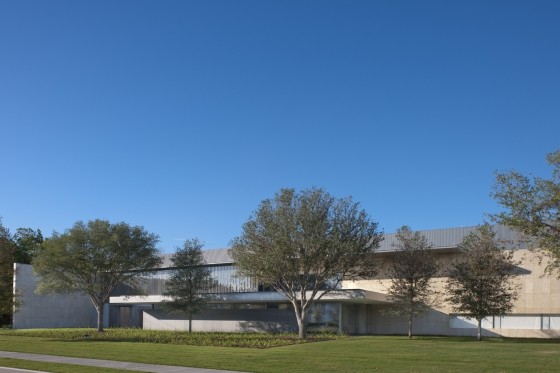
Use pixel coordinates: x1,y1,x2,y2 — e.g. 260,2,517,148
3,328,343,348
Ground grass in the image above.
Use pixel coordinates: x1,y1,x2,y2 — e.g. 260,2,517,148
1,328,341,348
0,329,559,372
0,358,142,373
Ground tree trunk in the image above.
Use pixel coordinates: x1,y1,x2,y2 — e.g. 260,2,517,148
96,304,104,332
408,301,413,339
477,319,482,341
293,304,307,339
297,315,307,339
188,312,192,333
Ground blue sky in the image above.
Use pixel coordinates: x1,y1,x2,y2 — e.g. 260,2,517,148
1,1,559,252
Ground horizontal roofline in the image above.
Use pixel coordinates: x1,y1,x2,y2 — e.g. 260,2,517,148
159,225,529,267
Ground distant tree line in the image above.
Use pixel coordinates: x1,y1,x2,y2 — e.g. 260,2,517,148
0,220,43,326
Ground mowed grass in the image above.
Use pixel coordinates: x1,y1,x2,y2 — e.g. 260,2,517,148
3,328,339,348
0,358,142,373
0,329,559,373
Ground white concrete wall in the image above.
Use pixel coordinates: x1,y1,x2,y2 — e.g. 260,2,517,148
13,263,97,329
143,308,297,332
341,248,560,338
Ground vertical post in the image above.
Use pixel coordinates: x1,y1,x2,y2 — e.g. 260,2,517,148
12,263,17,326
338,303,343,335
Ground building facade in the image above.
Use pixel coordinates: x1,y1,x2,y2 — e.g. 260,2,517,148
12,226,560,338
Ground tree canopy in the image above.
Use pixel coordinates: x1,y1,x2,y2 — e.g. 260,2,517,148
33,219,162,331
492,149,560,275
230,187,383,339
0,219,15,326
385,226,438,338
13,227,43,264
162,238,212,332
445,224,518,341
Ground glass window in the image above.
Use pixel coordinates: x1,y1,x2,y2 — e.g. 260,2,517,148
116,264,259,296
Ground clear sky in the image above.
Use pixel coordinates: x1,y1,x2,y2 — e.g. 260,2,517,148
1,1,559,252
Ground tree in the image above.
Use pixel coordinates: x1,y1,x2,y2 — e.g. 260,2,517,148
492,149,560,275
445,224,518,341
384,226,438,339
13,228,44,264
33,219,162,332
0,219,16,326
162,239,212,332
230,187,383,339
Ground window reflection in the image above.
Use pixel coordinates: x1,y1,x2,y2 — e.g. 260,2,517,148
114,265,259,296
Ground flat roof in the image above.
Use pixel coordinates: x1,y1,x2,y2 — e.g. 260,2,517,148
378,224,527,252
159,225,527,267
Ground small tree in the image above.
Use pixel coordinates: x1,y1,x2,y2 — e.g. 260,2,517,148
385,226,438,338
162,239,212,332
492,149,560,275
446,224,518,341
230,187,383,339
33,219,162,332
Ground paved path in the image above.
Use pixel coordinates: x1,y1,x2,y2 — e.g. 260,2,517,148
0,351,246,373
0,368,48,373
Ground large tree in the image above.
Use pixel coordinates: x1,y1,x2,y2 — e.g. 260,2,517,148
385,226,438,339
162,238,212,332
445,224,518,341
492,149,560,275
33,219,162,332
0,219,16,326
230,187,383,339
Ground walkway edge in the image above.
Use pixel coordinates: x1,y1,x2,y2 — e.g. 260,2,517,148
0,351,246,373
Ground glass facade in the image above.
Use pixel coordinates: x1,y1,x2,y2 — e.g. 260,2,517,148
114,264,259,296
205,265,259,293
307,303,340,330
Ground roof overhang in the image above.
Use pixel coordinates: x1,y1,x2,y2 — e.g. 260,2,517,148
375,246,459,257
109,289,390,305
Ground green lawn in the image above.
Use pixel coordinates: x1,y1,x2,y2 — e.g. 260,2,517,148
0,358,142,373
0,331,559,373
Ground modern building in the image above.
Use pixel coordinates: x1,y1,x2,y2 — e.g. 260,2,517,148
12,225,560,338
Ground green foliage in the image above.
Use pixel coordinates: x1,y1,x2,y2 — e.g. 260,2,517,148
1,331,559,373
385,226,439,338
0,219,15,325
32,219,162,331
162,239,212,332
446,224,518,341
230,187,383,339
2,328,341,348
0,219,32,326
492,149,560,275
13,227,43,264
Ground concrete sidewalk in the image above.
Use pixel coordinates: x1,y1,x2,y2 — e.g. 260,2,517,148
0,351,246,373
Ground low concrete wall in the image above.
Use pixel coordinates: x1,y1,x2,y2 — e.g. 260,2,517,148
143,308,297,332
13,264,97,329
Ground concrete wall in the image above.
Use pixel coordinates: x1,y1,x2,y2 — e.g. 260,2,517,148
346,249,560,316
342,249,560,338
143,308,297,332
13,246,560,337
341,304,496,337
13,263,97,329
